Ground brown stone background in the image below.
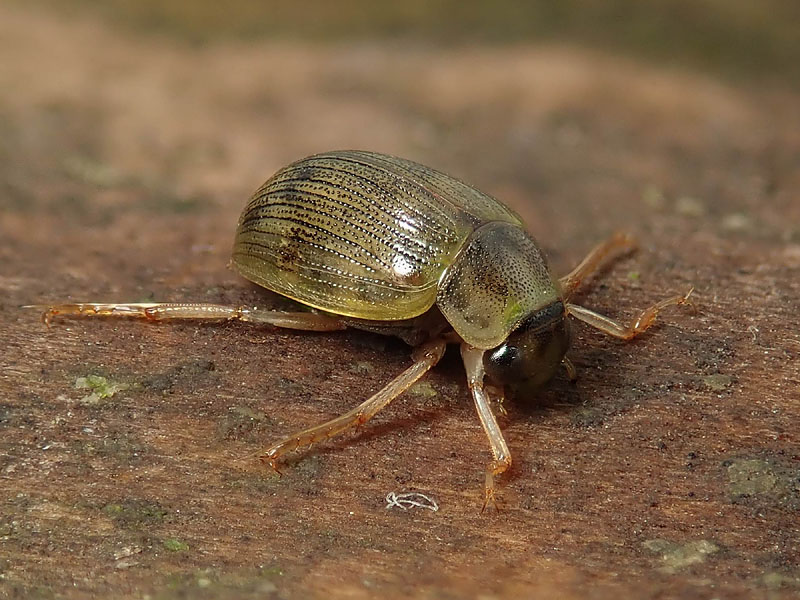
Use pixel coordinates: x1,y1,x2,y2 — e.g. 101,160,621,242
1,2,799,598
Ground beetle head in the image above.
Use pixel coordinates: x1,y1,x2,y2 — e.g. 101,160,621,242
483,300,570,392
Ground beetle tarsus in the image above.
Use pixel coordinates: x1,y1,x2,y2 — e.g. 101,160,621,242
679,287,696,312
481,489,501,514
260,453,283,477
481,457,510,513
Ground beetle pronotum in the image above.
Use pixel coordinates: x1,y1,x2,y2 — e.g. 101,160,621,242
33,150,692,508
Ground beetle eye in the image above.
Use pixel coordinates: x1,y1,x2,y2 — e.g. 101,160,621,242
484,343,525,383
489,344,518,367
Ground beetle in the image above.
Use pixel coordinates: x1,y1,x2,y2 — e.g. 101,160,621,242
34,150,692,508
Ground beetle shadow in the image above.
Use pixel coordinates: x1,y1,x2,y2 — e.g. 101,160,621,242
507,373,584,418
277,404,457,468
266,341,466,465
263,341,655,497
262,328,657,477
507,344,625,420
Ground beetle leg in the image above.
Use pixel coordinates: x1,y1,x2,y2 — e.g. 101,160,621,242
261,338,447,471
26,302,347,331
566,288,694,340
559,233,636,299
461,344,512,512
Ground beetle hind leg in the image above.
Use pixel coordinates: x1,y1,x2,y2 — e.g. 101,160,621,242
26,302,346,331
261,338,447,472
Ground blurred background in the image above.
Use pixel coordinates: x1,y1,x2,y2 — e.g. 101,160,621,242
29,0,800,82
3,0,798,258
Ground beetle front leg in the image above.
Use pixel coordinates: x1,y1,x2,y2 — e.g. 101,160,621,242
461,344,512,511
566,288,694,340
262,338,447,472
26,302,347,331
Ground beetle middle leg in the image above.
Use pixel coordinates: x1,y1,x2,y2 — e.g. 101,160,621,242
461,344,511,511
262,338,447,472
28,302,347,331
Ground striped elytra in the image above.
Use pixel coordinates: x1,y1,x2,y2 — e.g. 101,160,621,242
232,150,560,349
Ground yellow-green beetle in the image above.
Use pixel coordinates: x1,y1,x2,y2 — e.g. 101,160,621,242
36,150,692,507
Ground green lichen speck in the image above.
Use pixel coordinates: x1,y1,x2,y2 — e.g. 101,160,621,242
409,381,438,399
158,568,281,599
643,538,719,573
102,499,168,528
726,458,781,497
163,538,190,552
702,373,733,392
763,571,800,590
349,361,375,375
75,374,129,405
